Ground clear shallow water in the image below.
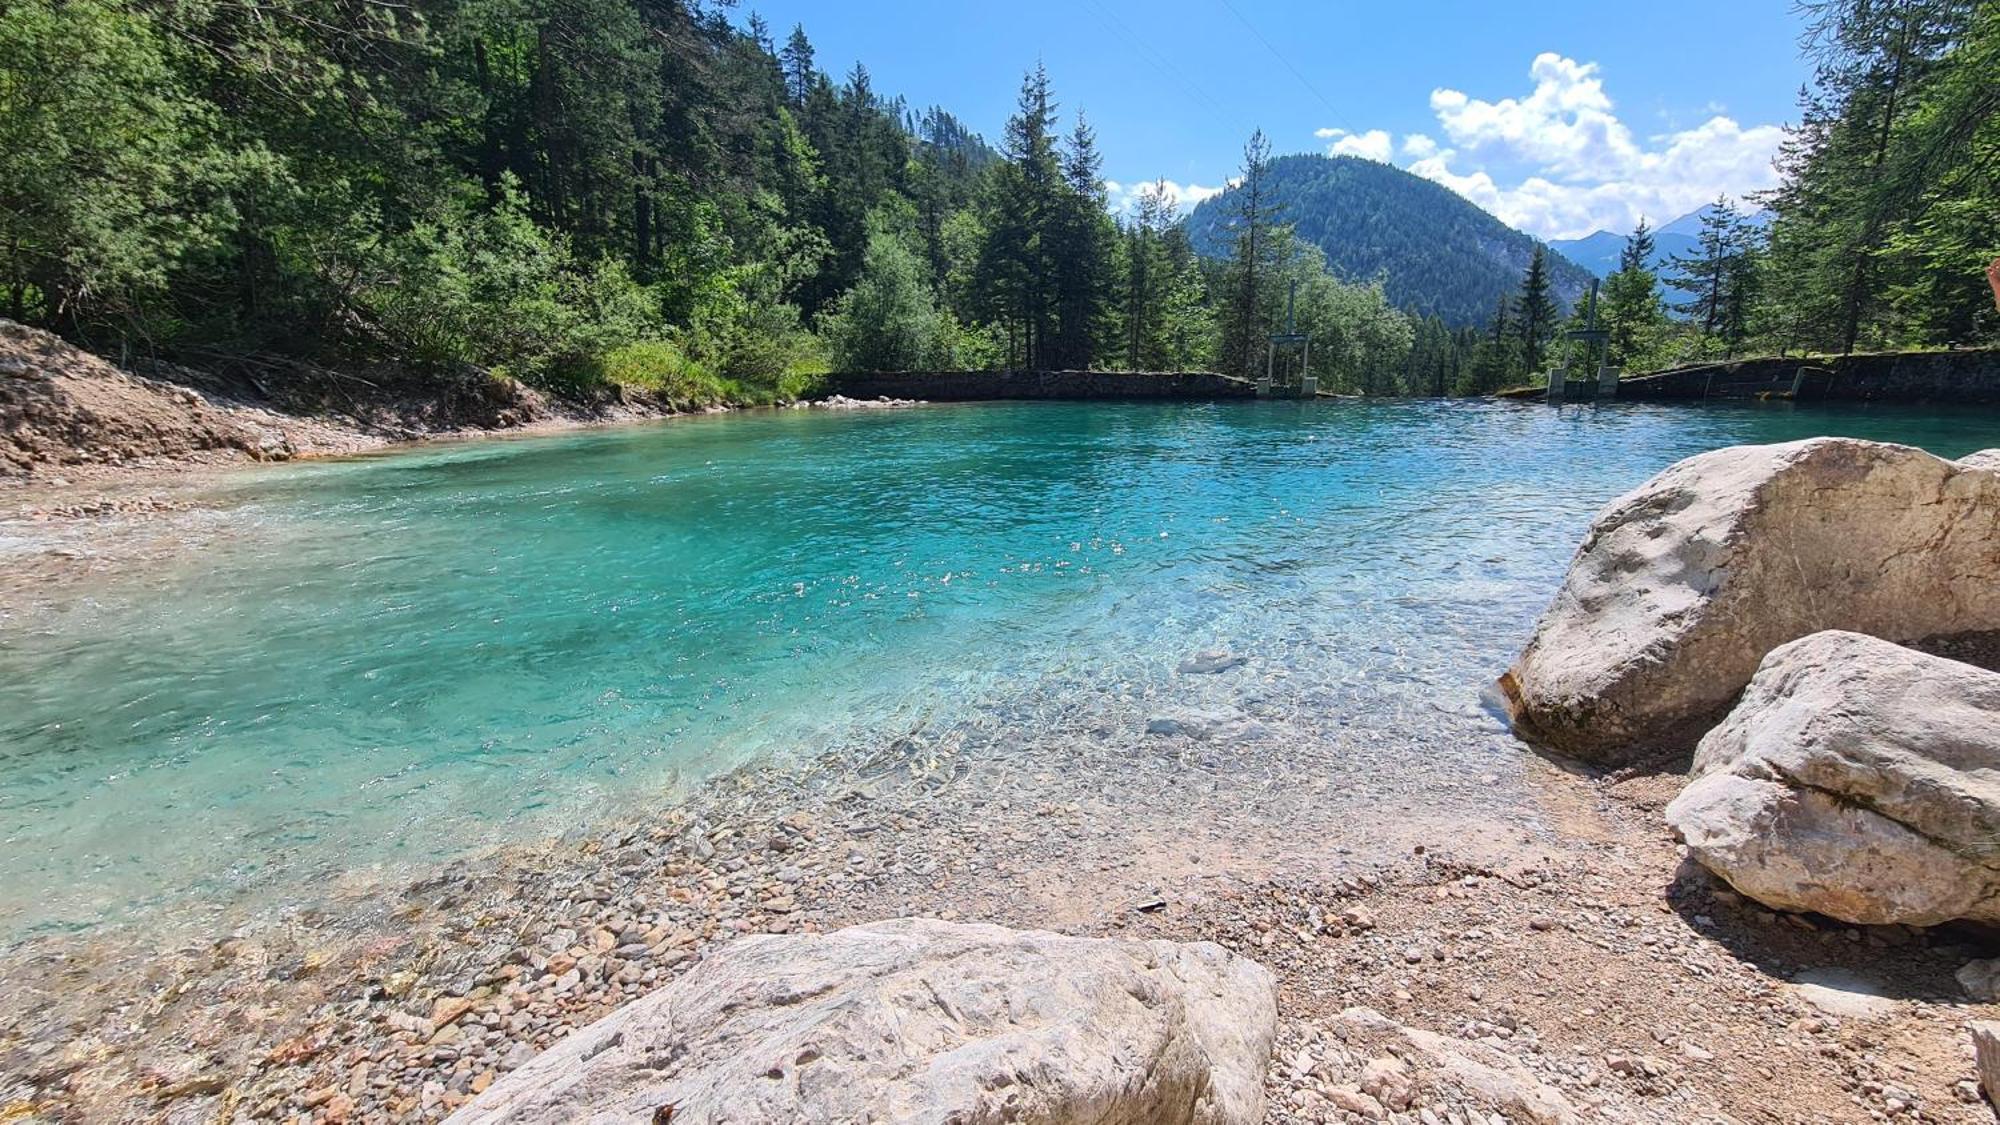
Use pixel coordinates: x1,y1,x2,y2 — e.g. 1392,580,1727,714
5,399,2000,936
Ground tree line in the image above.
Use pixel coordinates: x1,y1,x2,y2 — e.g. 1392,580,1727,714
0,0,1516,400
0,0,1990,405
1518,0,1996,389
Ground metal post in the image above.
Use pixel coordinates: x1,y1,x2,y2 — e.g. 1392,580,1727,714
1561,278,1609,405
1299,337,1315,397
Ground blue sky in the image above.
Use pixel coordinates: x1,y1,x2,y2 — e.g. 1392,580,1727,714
739,1,1812,240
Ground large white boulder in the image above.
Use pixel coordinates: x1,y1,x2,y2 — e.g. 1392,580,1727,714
1666,630,2000,926
446,917,1277,1125
1503,438,2000,764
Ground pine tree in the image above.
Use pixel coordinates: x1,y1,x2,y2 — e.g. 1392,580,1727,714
1666,198,1749,340
1761,0,1980,353
975,63,1062,368
1514,246,1559,374
1154,221,1213,372
1454,293,1517,393
1599,223,1667,370
1618,217,1656,273
1720,226,1764,354
1124,180,1174,368
780,25,815,106
1049,112,1109,369
1222,129,1280,379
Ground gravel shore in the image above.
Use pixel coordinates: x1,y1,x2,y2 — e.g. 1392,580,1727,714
2,711,1996,1123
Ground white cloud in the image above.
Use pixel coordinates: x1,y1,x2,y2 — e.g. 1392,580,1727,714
1104,178,1228,218
1320,127,1394,162
1345,52,1785,239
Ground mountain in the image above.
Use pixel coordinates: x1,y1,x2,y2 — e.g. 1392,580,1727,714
1552,204,1775,279
1657,203,1774,239
1184,154,1595,327
1545,229,1654,278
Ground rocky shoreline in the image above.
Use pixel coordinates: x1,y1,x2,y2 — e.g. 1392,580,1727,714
1,318,925,513
3,730,1993,1123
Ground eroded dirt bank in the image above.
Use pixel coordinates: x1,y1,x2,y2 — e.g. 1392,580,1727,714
0,318,727,502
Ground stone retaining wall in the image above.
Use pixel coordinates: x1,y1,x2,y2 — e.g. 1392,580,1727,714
829,370,1259,402
1498,348,2000,405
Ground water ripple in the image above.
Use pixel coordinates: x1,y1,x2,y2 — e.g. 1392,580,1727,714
2,398,1998,935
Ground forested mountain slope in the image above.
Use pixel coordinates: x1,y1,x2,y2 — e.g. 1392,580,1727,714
1185,155,1594,326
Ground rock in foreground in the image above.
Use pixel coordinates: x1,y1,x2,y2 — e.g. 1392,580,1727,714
1503,438,2000,764
447,917,1277,1125
1667,631,2000,926
1959,448,2000,472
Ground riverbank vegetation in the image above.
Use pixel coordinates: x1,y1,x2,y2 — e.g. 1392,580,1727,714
1534,0,1997,387
0,0,1991,403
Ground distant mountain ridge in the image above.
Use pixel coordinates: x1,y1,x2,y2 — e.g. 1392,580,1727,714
1552,205,1774,279
1184,154,1595,328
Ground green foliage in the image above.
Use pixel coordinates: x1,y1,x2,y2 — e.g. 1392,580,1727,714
1760,0,1994,353
594,339,727,405
0,0,234,327
1598,223,1672,371
1451,294,1519,395
0,0,1573,400
1218,130,1284,380
707,302,831,387
823,226,953,372
1663,198,1762,353
1514,247,1560,373
360,178,652,389
1119,181,1213,370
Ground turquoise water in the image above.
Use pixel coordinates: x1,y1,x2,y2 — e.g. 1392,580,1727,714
4,399,1999,936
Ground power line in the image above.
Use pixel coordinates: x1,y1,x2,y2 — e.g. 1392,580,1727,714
1214,0,1352,136
1077,0,1235,128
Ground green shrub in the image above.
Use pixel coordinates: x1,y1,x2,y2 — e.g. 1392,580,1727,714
361,176,653,390
821,227,949,372
702,300,830,394
593,339,729,406
0,0,237,331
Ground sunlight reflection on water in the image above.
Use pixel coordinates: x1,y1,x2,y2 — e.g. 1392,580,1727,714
4,398,1999,935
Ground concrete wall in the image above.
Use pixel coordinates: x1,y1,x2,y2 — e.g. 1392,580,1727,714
829,370,1259,402
1501,349,2000,405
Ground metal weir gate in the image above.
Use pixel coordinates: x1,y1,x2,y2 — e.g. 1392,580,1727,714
1257,282,1317,399
1543,278,1620,403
